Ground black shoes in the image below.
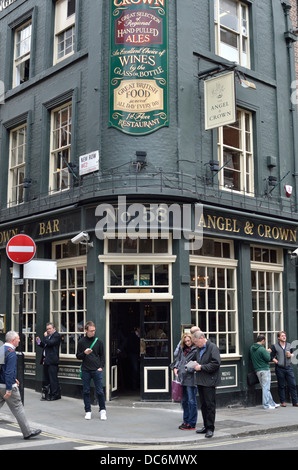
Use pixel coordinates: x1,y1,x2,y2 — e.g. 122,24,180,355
195,427,213,438
24,429,42,440
196,427,206,434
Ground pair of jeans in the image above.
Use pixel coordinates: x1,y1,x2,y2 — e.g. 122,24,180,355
81,369,106,413
275,366,298,405
182,385,198,427
256,370,276,409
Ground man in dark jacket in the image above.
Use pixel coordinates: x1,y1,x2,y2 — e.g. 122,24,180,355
76,321,106,420
36,322,61,400
271,331,298,407
192,331,221,438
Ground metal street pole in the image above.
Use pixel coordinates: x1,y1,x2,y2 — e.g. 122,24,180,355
17,263,25,404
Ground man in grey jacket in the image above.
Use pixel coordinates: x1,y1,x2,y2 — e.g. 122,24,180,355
192,331,221,438
271,331,298,407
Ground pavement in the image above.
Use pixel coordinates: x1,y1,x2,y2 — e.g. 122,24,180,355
1,388,298,446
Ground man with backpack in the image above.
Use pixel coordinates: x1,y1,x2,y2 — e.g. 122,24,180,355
0,331,41,439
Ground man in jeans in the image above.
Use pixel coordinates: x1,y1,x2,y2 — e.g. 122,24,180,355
76,321,107,420
271,331,298,407
250,334,279,409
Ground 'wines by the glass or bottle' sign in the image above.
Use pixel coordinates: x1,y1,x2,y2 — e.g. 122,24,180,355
109,0,169,135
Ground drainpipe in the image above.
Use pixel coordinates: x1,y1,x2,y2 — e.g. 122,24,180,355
282,1,298,211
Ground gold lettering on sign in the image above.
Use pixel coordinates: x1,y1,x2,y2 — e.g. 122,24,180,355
39,219,60,236
198,214,240,233
0,229,19,245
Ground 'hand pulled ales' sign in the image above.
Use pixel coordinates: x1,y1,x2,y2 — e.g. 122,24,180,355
109,0,169,135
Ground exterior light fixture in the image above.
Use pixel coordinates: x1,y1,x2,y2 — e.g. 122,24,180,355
209,160,220,172
23,178,36,188
268,175,278,186
134,151,147,172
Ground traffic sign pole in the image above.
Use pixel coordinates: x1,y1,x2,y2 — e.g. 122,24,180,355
6,234,36,405
18,263,24,404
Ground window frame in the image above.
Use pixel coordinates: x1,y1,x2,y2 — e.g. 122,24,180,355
54,0,76,65
7,123,27,207
51,240,87,358
13,19,32,88
11,278,37,356
190,239,239,358
217,108,254,196
251,246,284,346
214,0,250,68
49,101,72,194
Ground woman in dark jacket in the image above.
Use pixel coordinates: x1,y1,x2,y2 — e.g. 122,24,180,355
173,333,197,430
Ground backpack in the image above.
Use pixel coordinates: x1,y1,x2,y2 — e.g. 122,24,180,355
0,346,14,373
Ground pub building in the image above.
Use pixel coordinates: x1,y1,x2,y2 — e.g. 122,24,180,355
0,0,298,406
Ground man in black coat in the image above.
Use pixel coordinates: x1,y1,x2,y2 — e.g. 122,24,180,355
192,331,221,438
36,323,61,400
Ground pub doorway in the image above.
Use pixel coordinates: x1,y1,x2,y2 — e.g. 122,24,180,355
110,302,171,401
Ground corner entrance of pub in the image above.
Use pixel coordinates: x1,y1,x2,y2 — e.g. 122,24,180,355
110,302,171,401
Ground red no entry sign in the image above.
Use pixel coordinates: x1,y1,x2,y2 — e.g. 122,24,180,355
6,234,36,264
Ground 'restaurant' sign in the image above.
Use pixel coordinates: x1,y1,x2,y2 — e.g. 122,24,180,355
109,0,169,135
204,71,236,131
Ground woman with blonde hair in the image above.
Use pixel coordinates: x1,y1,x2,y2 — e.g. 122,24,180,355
173,333,197,430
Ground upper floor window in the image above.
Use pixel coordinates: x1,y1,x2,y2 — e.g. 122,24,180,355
49,102,72,193
8,124,26,206
217,108,254,195
13,20,32,88
54,0,76,64
214,0,250,68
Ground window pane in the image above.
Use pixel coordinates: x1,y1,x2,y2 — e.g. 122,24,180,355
220,0,239,32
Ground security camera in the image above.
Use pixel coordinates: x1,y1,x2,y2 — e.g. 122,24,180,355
71,232,93,247
291,248,298,259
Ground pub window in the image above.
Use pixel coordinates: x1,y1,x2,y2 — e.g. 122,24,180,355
100,236,175,298
49,102,72,194
51,241,87,357
54,0,76,64
217,108,254,195
251,246,283,345
214,0,250,68
7,124,26,207
108,263,169,294
12,279,37,355
190,238,239,356
13,19,32,88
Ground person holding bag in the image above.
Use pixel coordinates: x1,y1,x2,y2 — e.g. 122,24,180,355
76,321,107,421
173,333,198,431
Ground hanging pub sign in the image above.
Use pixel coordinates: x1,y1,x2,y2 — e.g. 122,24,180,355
109,0,169,135
204,71,236,131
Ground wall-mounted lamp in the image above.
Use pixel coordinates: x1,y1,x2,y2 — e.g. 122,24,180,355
208,160,220,172
23,178,36,189
235,71,256,90
133,151,147,172
268,175,278,186
264,171,290,196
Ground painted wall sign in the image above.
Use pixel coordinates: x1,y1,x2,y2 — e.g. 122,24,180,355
109,0,169,135
204,71,236,130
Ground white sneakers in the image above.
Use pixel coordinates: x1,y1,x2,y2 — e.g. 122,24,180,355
84,410,107,420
